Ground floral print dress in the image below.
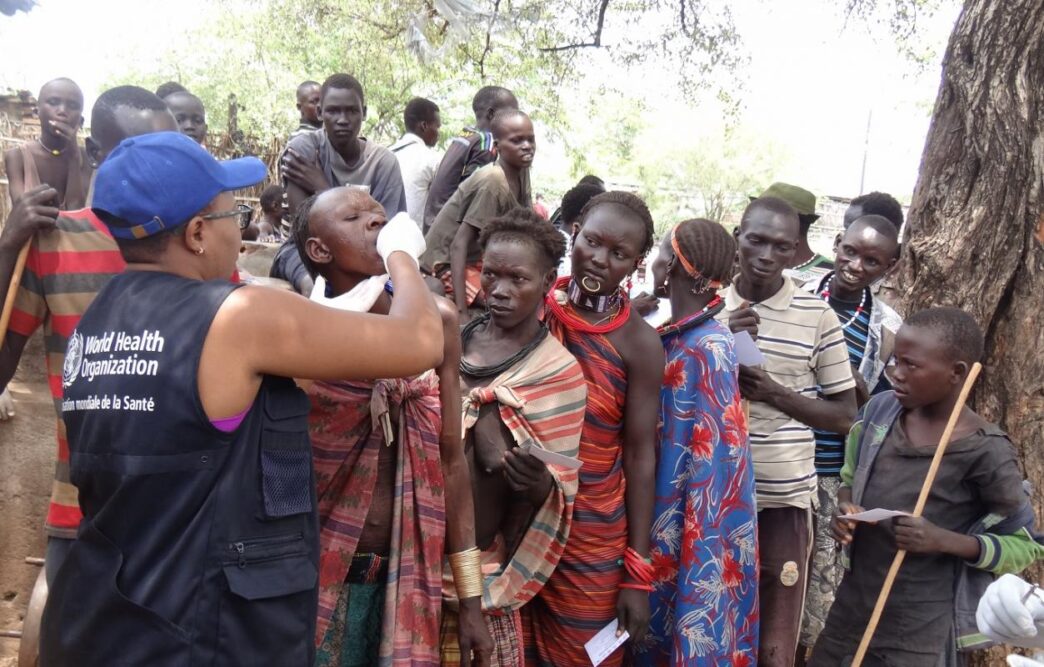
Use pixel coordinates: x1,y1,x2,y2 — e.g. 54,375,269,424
634,317,759,666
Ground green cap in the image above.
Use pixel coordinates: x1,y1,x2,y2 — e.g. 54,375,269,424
752,182,819,219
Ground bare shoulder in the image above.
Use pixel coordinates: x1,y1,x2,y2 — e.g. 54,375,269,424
435,295,459,328
434,295,460,368
222,283,302,320
614,309,664,369
3,145,21,168
626,309,664,352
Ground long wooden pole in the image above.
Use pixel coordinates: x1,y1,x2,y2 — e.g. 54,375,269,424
851,361,983,666
0,240,31,341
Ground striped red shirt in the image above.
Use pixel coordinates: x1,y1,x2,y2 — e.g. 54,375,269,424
8,209,125,537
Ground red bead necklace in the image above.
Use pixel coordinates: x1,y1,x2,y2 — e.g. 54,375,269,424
656,296,724,338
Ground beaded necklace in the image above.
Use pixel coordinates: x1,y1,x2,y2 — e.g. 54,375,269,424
656,296,725,338
38,137,65,157
566,278,622,313
819,276,870,329
459,313,549,378
545,276,631,335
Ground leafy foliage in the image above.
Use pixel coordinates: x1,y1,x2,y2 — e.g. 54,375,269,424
844,0,946,66
109,0,744,145
633,124,791,233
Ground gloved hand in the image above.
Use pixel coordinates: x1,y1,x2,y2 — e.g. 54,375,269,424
0,388,14,421
376,212,425,271
1007,655,1044,666
977,574,1044,648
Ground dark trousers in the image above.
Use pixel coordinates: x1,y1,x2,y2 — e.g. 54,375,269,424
757,506,813,667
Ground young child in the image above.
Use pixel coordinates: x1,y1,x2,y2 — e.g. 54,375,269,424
243,184,285,241
810,307,1044,666
3,77,90,209
164,90,208,145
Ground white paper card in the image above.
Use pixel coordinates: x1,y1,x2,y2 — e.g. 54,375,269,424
522,444,583,470
840,508,912,523
733,330,766,367
584,619,629,666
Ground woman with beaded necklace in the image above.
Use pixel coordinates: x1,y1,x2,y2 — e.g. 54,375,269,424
446,209,587,666
634,219,758,666
527,191,664,667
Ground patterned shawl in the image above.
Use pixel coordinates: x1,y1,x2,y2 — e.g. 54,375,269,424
445,334,587,613
309,371,445,666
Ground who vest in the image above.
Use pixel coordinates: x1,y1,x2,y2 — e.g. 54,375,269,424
41,271,319,666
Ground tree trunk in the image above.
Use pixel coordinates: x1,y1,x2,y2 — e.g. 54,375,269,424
896,1,1044,664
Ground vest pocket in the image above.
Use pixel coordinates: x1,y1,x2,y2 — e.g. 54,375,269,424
260,431,312,517
260,381,313,519
218,533,317,665
222,532,317,599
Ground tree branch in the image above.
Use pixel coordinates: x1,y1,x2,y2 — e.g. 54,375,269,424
343,12,403,39
479,0,502,79
540,0,610,52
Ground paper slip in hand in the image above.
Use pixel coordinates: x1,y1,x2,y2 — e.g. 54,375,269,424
522,444,583,470
840,508,912,523
733,330,766,366
584,619,629,666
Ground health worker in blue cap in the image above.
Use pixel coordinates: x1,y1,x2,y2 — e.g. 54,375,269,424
39,131,443,667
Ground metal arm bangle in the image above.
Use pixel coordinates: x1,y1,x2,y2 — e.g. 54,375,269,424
448,547,484,600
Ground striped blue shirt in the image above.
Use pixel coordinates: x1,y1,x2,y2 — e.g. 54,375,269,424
813,291,871,475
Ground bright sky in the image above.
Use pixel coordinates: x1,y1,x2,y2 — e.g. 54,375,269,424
727,1,960,200
0,0,961,202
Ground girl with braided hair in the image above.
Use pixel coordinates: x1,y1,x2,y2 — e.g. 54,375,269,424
527,191,664,666
634,218,758,666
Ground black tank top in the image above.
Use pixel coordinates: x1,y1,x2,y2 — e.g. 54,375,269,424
41,271,318,666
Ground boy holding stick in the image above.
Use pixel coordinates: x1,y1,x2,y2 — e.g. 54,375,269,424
810,307,1044,666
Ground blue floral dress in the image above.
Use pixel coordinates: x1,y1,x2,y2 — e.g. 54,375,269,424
634,317,759,666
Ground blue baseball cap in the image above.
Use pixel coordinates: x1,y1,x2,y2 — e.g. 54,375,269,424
92,131,267,239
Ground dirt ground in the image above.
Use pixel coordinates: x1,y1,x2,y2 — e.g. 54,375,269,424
0,331,55,665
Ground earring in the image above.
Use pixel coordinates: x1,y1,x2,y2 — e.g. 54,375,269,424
196,247,205,256
690,277,712,295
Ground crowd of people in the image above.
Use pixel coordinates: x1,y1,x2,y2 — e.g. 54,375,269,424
0,72,1042,667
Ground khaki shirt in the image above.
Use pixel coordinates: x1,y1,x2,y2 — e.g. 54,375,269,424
420,162,530,273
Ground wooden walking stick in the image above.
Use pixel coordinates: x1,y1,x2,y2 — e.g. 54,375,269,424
0,239,31,341
850,361,983,667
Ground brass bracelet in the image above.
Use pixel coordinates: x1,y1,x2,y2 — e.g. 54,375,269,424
448,546,484,599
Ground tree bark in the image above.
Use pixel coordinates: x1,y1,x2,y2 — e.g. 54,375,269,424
896,1,1044,664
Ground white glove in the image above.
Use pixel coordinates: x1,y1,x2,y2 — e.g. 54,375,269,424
1007,656,1044,666
978,574,1044,648
375,212,425,271
0,388,14,421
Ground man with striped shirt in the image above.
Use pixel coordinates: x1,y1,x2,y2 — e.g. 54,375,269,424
721,196,857,667
798,214,902,659
0,86,176,586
